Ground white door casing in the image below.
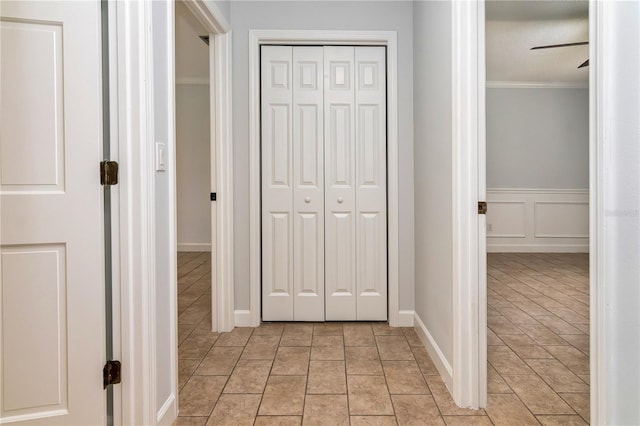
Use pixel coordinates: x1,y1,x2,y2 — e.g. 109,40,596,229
477,0,488,408
0,1,105,424
261,45,387,322
249,30,400,328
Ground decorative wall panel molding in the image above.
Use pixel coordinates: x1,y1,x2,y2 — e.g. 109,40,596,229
486,188,589,252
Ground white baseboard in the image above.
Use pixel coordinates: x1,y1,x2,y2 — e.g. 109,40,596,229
157,394,176,425
177,243,211,252
487,244,589,253
233,309,410,328
234,310,252,327
487,188,589,253
414,312,453,390
397,310,415,327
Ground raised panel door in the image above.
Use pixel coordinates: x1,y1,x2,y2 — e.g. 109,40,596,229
292,47,325,321
324,46,357,320
261,46,295,321
354,47,387,320
0,2,106,423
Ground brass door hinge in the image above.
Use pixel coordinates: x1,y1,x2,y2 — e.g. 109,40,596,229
478,201,488,215
103,360,121,388
100,161,119,186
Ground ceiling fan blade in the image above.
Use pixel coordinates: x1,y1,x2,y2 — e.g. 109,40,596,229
531,41,589,50
578,59,589,69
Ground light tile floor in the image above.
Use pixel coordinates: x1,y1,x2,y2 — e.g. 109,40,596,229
175,252,590,425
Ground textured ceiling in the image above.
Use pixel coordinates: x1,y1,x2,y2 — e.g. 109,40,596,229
486,1,589,84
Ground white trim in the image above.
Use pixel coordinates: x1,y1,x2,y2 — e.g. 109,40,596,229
533,201,589,239
488,187,589,195
234,310,253,327
486,81,588,89
212,31,235,332
156,394,176,426
181,0,234,333
177,243,212,252
476,0,488,409
590,1,604,423
248,29,401,327
414,312,453,390
114,0,156,423
144,0,158,420
209,38,219,333
166,1,179,421
114,0,231,423
175,77,209,85
487,244,589,253
397,310,415,327
181,0,229,34
451,0,482,409
486,189,590,249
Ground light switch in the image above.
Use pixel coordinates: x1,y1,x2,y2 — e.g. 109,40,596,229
155,142,167,171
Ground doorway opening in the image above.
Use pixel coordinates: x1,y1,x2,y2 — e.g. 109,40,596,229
175,1,214,334
484,2,590,422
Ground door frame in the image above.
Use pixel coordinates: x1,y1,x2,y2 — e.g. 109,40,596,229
182,0,235,333
247,30,401,327
112,0,232,424
451,1,486,409
459,0,606,418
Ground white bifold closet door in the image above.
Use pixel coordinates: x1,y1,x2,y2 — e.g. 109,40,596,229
262,45,386,321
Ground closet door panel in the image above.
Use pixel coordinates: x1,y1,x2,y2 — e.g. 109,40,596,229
293,47,325,321
355,47,387,320
324,46,357,320
262,46,294,321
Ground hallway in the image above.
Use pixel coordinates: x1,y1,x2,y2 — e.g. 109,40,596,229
175,252,589,425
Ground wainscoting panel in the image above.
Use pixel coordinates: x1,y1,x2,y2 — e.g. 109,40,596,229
487,189,589,252
534,201,589,238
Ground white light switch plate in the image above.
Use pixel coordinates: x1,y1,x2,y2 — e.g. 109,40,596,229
155,142,167,171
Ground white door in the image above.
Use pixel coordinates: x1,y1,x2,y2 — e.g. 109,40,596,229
261,46,295,321
292,47,325,321
261,45,387,322
323,46,357,320
353,47,387,320
261,46,325,322
324,46,387,321
0,1,106,425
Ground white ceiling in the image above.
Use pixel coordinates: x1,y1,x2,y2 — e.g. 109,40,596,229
175,2,209,81
486,1,589,84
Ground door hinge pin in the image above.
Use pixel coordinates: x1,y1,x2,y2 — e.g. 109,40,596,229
100,161,119,186
103,360,121,389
